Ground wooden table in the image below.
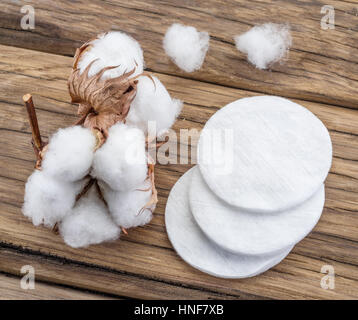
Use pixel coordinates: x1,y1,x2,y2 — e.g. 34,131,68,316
0,0,357,300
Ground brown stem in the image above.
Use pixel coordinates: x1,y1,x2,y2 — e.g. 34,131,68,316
95,180,107,206
23,94,43,157
73,110,91,126
23,94,58,234
52,223,59,234
76,178,95,202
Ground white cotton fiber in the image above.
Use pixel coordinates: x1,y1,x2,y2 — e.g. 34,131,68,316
163,23,209,72
78,31,144,79
59,188,120,248
234,23,292,69
126,75,183,136
22,170,82,228
41,126,96,182
100,179,154,229
92,123,148,191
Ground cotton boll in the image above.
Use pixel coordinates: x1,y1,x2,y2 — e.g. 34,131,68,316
41,126,96,182
59,188,120,248
78,31,144,80
92,123,148,191
100,179,154,229
126,75,183,136
234,23,292,70
163,23,209,73
22,170,82,228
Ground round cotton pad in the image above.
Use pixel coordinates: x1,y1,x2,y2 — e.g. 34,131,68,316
165,167,293,279
189,166,325,256
197,96,332,213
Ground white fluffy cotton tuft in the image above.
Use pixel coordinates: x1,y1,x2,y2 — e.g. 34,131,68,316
126,75,183,136
163,23,209,73
234,23,292,70
41,126,96,182
100,179,154,229
59,188,120,248
78,31,144,80
22,170,82,228
92,123,148,191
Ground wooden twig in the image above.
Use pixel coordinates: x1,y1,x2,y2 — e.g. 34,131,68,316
146,135,169,150
52,223,59,234
76,178,96,202
73,110,91,126
22,94,59,234
95,180,107,206
23,94,43,157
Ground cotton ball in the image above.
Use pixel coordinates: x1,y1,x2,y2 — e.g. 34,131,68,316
41,126,95,182
78,31,144,80
22,170,82,228
163,23,209,73
100,179,154,229
59,188,120,248
92,123,148,191
234,23,292,70
126,75,183,136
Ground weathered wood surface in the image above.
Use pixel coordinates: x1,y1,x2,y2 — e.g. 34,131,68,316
0,0,358,108
0,272,115,300
0,245,228,299
0,273,113,300
0,44,357,299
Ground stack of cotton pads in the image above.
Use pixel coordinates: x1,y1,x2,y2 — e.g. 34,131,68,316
165,96,332,278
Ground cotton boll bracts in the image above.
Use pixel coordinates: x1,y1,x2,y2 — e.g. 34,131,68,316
126,75,183,137
60,188,120,248
77,31,144,80
92,123,148,191
163,23,209,73
69,30,182,143
22,30,177,247
234,23,292,70
68,32,148,150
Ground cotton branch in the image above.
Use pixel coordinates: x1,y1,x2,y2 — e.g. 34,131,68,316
23,94,43,158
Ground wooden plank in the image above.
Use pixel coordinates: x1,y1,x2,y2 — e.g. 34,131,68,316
0,245,232,300
0,1,357,108
0,45,357,299
0,272,114,300
0,198,357,300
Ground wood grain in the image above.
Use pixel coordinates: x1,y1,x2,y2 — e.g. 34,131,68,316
0,245,230,299
0,0,357,108
0,44,357,299
0,272,114,300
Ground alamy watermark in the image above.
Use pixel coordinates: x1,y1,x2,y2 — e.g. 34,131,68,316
20,3,35,30
320,264,335,290
20,265,35,290
321,5,335,30
141,122,235,175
